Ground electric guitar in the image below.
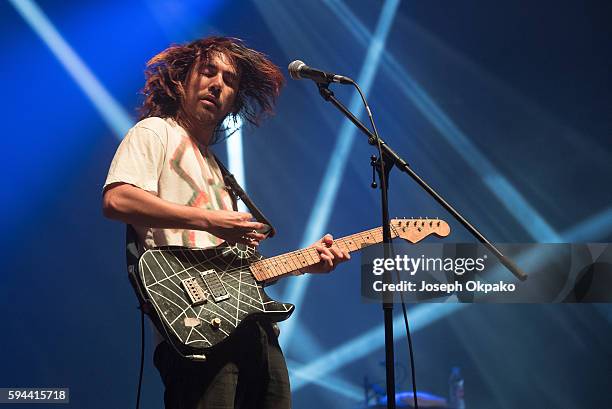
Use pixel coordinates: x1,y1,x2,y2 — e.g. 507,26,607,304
136,218,450,360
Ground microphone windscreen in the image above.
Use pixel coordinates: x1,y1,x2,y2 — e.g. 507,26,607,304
288,60,306,80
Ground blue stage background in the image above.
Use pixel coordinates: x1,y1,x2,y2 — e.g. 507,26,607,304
1,1,611,408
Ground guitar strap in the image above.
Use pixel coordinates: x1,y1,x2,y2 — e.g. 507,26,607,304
126,224,153,314
212,153,276,238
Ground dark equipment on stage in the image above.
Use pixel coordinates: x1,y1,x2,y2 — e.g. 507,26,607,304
363,382,448,408
360,363,465,409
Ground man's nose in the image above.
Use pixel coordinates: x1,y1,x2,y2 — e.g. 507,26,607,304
209,75,222,96
209,85,221,98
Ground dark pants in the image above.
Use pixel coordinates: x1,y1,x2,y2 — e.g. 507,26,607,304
153,321,291,409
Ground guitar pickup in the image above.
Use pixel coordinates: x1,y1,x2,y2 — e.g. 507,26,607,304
200,270,229,302
181,277,208,306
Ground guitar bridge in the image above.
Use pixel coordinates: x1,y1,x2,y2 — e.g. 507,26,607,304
200,270,229,302
181,277,208,306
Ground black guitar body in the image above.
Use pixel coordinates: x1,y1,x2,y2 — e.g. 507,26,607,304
137,243,294,360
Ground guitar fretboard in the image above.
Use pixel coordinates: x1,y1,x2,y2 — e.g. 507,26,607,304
249,225,398,282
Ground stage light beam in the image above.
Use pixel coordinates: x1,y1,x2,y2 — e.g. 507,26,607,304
9,0,133,139
224,116,248,212
287,359,363,401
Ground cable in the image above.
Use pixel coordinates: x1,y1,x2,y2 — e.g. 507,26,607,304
397,281,419,408
136,308,145,409
351,80,419,409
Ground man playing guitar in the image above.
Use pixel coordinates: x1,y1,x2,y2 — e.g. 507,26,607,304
102,36,349,409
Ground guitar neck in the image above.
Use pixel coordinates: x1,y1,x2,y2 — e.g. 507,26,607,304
250,226,397,282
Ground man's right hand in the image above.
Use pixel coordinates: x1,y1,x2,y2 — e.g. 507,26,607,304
201,210,268,246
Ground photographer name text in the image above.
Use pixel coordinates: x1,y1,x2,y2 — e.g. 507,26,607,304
372,280,516,294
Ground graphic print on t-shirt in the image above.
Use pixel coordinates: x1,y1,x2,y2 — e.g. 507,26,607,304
170,135,230,247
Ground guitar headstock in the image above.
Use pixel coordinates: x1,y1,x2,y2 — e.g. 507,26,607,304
391,218,451,243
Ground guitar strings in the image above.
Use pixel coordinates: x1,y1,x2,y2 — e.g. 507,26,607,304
156,224,403,282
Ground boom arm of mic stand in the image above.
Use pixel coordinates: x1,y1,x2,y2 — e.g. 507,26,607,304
316,84,528,281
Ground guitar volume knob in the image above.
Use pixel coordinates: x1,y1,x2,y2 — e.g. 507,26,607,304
211,317,222,329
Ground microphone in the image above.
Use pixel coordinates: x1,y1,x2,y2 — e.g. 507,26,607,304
288,60,353,85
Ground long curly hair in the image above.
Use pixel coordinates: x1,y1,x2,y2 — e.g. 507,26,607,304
139,36,285,143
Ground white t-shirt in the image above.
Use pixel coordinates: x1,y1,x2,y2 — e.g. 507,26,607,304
104,116,234,250
105,116,237,347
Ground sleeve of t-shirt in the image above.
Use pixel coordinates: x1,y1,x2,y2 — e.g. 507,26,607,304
103,124,166,194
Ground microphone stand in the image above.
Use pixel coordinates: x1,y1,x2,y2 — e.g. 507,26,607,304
314,82,527,282
314,81,528,409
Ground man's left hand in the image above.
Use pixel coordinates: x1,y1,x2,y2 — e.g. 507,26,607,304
302,234,350,274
